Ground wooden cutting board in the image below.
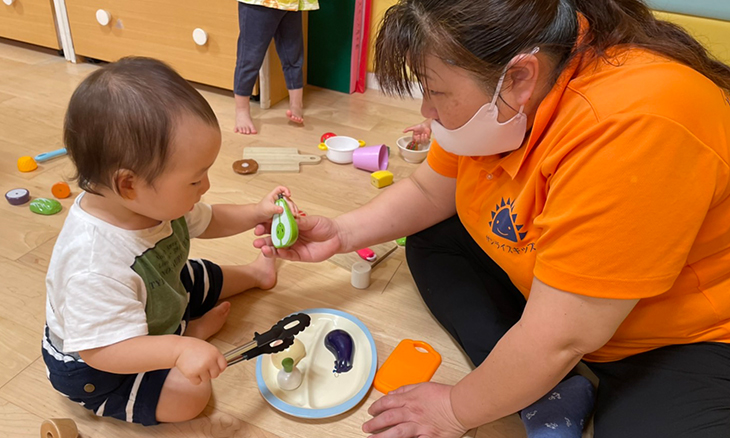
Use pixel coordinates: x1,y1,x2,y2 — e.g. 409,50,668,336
242,147,321,172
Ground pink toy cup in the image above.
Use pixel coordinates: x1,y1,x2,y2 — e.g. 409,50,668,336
352,144,388,172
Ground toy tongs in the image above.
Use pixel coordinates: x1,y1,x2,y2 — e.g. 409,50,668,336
224,313,311,366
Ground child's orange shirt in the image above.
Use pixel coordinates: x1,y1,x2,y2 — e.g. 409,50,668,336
427,49,730,362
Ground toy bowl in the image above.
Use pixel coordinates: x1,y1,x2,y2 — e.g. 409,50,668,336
396,136,430,163
325,136,360,164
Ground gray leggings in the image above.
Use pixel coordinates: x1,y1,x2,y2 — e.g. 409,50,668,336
234,2,304,96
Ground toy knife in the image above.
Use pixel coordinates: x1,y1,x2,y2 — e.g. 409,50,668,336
224,313,311,366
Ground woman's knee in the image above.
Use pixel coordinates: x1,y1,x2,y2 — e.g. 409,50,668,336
155,369,212,423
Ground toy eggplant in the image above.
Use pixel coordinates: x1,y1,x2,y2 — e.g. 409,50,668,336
324,329,355,375
271,194,298,248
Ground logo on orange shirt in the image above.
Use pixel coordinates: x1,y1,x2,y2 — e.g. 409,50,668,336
489,198,527,243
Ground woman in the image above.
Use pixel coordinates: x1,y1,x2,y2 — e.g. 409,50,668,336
255,0,730,437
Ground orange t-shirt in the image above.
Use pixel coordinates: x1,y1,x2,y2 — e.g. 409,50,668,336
427,49,730,362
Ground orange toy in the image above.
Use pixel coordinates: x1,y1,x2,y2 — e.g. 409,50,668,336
17,156,37,172
52,182,71,199
373,339,442,394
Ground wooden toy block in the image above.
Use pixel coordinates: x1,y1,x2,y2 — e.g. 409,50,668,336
370,170,393,188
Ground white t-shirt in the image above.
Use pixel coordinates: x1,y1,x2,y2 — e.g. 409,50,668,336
45,194,213,353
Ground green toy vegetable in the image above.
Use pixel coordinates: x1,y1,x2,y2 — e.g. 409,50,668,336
29,198,62,215
271,194,298,248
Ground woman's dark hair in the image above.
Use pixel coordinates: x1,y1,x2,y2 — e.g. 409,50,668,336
375,0,730,96
64,57,219,195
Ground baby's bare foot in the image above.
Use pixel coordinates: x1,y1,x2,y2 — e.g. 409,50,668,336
251,252,278,290
185,301,231,340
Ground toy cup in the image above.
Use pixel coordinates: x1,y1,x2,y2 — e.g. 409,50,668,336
352,144,388,172
325,136,360,164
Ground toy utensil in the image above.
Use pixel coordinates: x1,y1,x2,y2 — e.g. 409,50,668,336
224,313,311,366
271,194,299,248
34,148,67,163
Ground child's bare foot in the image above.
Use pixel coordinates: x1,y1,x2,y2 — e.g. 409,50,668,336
234,94,258,134
286,88,304,125
185,301,231,340
235,108,258,134
252,252,278,290
286,106,304,124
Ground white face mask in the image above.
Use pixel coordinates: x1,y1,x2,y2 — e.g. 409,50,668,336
431,48,539,157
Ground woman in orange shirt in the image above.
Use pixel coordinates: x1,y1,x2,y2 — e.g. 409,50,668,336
256,0,730,437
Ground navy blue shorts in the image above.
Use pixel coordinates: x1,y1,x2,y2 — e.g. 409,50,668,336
42,259,223,426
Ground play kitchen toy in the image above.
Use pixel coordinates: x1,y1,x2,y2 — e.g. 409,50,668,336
351,244,399,289
5,188,30,205
396,135,430,163
242,147,321,172
356,248,376,261
17,155,37,172
277,357,304,391
52,182,71,199
40,418,79,438
324,329,355,375
370,170,394,188
256,308,377,418
35,147,68,163
373,339,442,394
232,159,259,175
353,144,388,172
324,136,360,163
30,198,62,215
224,313,311,366
271,194,299,248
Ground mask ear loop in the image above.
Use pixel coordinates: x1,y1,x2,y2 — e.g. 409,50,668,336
491,47,541,113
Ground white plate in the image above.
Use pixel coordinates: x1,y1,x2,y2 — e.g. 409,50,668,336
256,308,377,418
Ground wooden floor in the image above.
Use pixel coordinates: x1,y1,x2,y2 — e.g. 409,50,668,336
0,38,529,437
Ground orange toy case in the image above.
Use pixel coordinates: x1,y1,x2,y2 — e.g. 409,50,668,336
373,339,442,394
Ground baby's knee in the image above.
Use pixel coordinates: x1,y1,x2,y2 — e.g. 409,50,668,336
155,373,212,423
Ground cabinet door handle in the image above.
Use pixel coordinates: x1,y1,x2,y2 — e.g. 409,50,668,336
96,9,111,26
192,28,208,46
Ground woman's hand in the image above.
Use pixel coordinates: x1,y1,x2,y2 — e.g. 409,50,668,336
255,186,296,223
363,382,467,438
403,119,432,144
254,214,344,262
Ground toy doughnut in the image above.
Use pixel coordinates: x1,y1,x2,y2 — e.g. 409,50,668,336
5,188,30,205
40,418,78,438
52,182,71,199
232,159,259,175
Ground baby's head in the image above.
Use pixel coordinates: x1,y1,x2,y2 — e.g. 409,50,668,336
64,57,222,220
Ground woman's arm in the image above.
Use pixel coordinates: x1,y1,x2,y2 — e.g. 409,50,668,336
364,277,637,437
450,278,637,427
335,162,457,252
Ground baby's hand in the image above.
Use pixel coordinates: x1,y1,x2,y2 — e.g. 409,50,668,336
403,119,432,144
257,186,297,222
174,338,227,385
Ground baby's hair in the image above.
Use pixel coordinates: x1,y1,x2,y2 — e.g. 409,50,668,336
63,57,219,195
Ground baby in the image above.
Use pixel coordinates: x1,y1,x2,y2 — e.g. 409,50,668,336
42,57,290,425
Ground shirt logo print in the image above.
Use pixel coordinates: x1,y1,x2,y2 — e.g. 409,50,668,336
489,198,527,243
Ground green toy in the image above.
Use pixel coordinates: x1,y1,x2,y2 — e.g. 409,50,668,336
30,198,62,215
271,194,298,248
395,237,407,246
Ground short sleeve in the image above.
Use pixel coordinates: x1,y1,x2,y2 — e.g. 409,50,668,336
533,114,724,299
427,139,459,178
184,202,213,238
62,273,148,352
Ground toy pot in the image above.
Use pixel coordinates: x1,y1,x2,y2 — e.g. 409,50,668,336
325,136,360,164
352,144,388,172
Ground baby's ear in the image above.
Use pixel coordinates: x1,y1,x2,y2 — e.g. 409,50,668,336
113,169,137,200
